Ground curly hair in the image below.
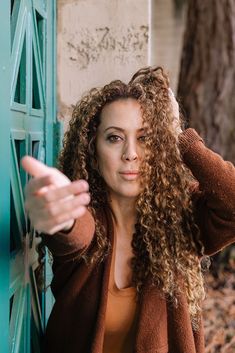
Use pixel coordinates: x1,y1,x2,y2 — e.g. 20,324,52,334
58,66,209,331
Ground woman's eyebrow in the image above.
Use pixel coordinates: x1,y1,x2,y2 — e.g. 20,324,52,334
104,126,145,132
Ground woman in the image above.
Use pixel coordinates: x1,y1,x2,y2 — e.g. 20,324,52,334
21,67,235,353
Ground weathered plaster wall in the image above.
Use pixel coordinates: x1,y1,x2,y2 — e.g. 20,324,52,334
150,0,187,92
57,0,186,124
57,0,150,123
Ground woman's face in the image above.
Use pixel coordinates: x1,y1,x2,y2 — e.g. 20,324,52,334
96,98,146,201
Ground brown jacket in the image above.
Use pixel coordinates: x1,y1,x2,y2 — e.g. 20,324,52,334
42,128,235,353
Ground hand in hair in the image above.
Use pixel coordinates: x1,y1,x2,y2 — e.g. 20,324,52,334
21,156,90,235
168,88,183,138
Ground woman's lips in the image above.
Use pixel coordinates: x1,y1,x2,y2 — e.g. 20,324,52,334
119,172,139,180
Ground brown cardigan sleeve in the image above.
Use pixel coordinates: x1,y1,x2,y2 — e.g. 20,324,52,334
41,209,95,261
178,128,235,256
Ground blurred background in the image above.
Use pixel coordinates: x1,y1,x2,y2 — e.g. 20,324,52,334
57,0,186,125
0,0,234,352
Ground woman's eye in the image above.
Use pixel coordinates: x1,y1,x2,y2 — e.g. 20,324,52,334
107,135,122,143
138,136,147,142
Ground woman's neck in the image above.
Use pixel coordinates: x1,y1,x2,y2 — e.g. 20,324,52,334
109,196,137,236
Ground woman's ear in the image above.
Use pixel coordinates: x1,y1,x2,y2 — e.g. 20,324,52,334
90,158,97,170
91,158,101,175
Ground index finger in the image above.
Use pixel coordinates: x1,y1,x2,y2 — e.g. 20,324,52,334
21,156,51,178
168,88,179,118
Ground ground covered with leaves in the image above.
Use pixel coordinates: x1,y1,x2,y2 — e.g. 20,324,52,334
203,258,235,353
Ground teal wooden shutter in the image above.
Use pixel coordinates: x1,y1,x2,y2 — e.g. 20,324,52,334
0,0,60,352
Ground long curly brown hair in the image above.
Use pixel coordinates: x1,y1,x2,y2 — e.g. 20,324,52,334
58,66,209,330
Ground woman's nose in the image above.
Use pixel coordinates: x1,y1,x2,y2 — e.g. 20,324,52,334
121,142,138,161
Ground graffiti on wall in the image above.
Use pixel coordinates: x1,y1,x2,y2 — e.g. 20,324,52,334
65,25,149,69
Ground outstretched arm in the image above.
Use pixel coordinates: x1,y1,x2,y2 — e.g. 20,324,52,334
21,156,95,260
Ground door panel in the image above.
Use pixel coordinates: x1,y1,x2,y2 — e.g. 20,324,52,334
0,0,58,352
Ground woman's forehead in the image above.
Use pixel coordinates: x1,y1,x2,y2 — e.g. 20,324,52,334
99,98,144,130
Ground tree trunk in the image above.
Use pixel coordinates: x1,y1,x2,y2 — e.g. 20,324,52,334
177,0,235,267
177,0,235,163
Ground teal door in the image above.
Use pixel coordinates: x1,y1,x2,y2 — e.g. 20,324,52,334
0,1,60,352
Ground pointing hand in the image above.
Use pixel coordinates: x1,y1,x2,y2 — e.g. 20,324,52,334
21,156,90,234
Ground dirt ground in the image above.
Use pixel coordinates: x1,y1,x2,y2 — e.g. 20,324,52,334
203,267,235,353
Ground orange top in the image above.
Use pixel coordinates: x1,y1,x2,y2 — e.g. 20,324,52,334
103,231,138,353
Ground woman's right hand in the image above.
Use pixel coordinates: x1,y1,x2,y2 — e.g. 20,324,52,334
21,156,90,235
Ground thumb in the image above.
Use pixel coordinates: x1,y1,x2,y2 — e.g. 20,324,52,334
21,156,51,178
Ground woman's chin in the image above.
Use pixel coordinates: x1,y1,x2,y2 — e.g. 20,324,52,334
113,189,140,200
